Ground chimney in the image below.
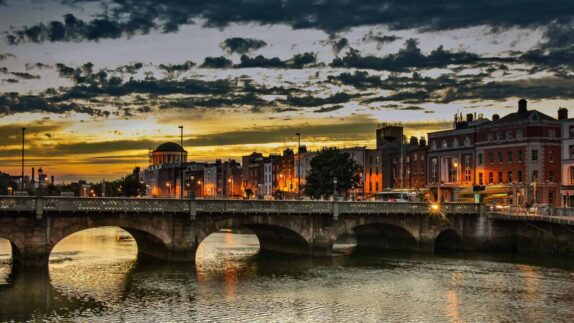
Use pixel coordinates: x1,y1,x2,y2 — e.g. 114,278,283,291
558,107,568,120
419,137,427,147
466,113,473,122
409,136,418,145
518,99,527,113
31,167,35,183
492,114,500,121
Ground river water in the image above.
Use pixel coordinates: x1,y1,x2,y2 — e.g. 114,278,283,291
1,228,573,322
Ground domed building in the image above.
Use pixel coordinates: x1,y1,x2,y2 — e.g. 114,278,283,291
150,142,187,165
144,142,188,198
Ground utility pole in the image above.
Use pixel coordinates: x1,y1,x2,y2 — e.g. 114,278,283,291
296,132,301,200
21,127,26,191
179,126,184,199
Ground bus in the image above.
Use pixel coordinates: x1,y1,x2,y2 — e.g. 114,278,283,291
371,190,424,202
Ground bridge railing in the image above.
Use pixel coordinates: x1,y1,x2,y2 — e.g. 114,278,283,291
0,196,481,216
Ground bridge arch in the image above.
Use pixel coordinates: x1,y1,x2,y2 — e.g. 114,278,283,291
337,222,419,253
47,217,173,261
434,229,463,252
197,217,314,257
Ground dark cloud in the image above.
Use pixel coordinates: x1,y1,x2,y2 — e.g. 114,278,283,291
285,92,352,107
25,62,51,70
362,31,401,48
236,52,317,69
10,72,41,80
314,105,345,113
158,61,195,75
0,53,16,60
0,92,107,117
200,56,233,68
327,71,382,89
220,37,267,55
113,62,144,74
331,38,349,55
331,39,500,72
8,1,574,43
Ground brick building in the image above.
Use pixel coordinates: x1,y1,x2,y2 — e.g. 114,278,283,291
559,108,574,207
475,99,562,207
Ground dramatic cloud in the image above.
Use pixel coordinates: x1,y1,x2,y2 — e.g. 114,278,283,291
0,53,15,60
10,71,41,79
220,37,267,55
327,71,382,89
331,39,501,72
200,56,233,68
158,61,196,75
7,1,574,43
235,52,317,69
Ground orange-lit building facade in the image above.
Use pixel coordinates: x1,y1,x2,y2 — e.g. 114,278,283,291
475,99,562,207
393,137,428,190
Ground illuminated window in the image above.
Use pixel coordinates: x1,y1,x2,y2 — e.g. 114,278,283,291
488,172,493,184
478,172,483,185
498,171,503,184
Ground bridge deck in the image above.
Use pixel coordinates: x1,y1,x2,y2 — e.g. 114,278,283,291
0,196,480,216
489,213,574,226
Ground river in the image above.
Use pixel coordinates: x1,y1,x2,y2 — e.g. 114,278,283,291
1,227,573,322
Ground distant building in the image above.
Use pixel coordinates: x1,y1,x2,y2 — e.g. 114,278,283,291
392,136,428,191
560,108,574,207
144,142,188,198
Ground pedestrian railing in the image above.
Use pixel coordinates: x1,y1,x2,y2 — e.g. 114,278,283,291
0,196,480,216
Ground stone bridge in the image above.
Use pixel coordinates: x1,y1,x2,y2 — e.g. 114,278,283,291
1,197,572,268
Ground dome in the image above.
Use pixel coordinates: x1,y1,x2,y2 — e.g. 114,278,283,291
153,142,184,152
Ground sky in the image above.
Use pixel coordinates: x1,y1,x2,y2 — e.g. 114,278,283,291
0,0,573,182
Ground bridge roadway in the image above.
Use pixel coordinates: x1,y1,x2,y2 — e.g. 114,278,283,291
0,197,573,268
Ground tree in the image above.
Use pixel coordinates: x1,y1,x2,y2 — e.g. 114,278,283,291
304,147,362,199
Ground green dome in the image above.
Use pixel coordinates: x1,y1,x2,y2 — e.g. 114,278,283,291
154,142,184,152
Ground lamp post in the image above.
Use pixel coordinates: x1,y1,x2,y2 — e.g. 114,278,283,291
7,187,13,196
228,178,233,199
21,127,26,191
179,125,184,199
197,180,202,198
166,182,171,197
295,132,301,200
333,177,338,201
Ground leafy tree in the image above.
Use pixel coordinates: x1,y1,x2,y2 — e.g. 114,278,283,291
304,147,362,199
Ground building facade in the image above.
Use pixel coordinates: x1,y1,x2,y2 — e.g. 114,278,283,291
476,100,562,207
560,108,574,207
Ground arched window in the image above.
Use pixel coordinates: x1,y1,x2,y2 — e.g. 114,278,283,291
464,136,471,147
431,141,437,150
452,138,459,148
442,140,448,149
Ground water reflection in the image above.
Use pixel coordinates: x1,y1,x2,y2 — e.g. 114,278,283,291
0,228,573,322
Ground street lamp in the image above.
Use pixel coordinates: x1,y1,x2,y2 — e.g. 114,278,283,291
197,180,202,198
228,178,233,199
7,187,13,196
166,182,171,197
295,132,301,200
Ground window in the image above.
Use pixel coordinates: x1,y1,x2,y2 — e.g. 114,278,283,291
421,155,425,161
432,141,437,150
549,191,554,205
478,172,483,185
508,171,513,183
518,171,523,183
531,149,538,162
431,158,438,183
497,132,503,141
488,172,494,184
442,140,448,149
549,129,556,138
532,170,539,182
570,145,574,159
498,152,503,164
549,171,554,183
507,151,513,163
478,153,483,165
413,153,418,161
516,129,523,139
517,150,523,163
506,131,513,140
489,152,494,164
375,167,378,175
464,136,471,147
570,167,574,185
369,167,372,176
453,138,459,148
488,133,494,141
375,182,379,191
498,171,503,184
465,155,472,182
